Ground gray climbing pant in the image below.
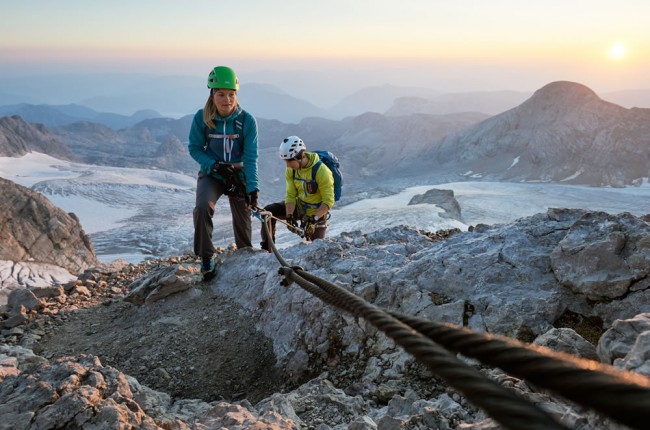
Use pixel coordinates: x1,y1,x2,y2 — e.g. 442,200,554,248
193,172,252,258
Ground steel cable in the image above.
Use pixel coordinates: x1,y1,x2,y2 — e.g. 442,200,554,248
388,311,650,430
280,267,568,430
304,265,650,429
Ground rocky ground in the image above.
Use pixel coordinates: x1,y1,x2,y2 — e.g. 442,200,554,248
1,245,476,429
12,253,286,404
24,250,458,405
3,212,650,429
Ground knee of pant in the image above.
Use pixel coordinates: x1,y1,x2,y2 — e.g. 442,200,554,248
194,201,215,215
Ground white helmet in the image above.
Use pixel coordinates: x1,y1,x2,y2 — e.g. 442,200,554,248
279,136,306,160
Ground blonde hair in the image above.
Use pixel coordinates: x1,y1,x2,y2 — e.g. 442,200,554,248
202,94,217,129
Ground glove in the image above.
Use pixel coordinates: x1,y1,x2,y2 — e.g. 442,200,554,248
286,214,298,229
212,163,235,177
303,215,318,225
248,190,258,208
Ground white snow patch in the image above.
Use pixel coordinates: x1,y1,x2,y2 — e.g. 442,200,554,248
560,169,584,182
508,156,520,170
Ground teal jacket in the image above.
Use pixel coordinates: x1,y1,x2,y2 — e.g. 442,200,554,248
188,105,259,193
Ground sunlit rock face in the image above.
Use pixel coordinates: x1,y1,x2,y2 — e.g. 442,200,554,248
0,177,97,274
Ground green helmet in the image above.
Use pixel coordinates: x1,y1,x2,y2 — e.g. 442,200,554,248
207,66,239,90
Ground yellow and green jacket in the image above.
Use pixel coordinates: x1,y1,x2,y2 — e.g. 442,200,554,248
285,152,335,215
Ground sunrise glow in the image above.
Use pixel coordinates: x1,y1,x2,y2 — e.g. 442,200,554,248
0,1,649,97
608,44,627,60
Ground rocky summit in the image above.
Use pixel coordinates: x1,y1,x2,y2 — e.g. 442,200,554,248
1,208,649,429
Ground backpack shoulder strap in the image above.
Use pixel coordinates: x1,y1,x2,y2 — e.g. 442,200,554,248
311,160,322,180
292,160,322,181
203,123,211,150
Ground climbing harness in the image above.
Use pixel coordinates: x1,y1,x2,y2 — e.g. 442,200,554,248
300,213,330,238
251,216,650,430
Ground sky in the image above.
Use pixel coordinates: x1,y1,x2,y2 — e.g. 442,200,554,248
1,0,649,105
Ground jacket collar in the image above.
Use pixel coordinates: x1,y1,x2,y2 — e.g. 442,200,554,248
216,105,242,121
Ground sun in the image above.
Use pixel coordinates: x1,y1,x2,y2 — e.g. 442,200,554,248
607,43,627,60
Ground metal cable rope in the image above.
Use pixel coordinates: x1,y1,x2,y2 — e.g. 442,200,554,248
261,217,568,430
259,215,650,429
388,312,650,430
278,229,650,429
295,265,650,429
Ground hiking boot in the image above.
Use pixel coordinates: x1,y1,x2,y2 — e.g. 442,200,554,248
201,257,216,281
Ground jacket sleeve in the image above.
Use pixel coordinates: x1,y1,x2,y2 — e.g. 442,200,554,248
188,110,215,173
241,112,259,193
316,163,335,209
284,168,297,204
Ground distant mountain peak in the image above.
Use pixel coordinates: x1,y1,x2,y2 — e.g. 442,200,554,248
528,81,600,108
433,80,650,187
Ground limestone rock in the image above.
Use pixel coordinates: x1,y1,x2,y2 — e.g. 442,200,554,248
597,313,650,374
0,177,97,274
124,263,200,305
0,354,162,430
533,328,599,361
550,211,650,300
2,209,649,430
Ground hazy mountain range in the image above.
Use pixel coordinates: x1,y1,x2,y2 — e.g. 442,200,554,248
0,82,507,125
1,80,649,199
0,103,162,129
2,72,649,122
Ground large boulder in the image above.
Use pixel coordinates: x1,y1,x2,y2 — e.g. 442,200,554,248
0,177,97,274
213,209,650,381
550,212,650,300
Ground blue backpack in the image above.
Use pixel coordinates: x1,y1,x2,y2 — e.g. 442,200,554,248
294,150,343,201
